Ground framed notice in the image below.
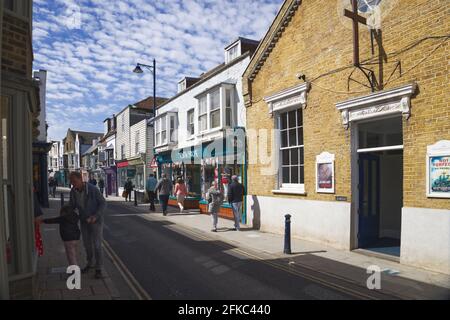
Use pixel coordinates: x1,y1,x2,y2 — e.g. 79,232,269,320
316,152,335,194
426,141,450,198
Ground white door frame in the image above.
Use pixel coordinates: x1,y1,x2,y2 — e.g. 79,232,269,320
350,115,405,250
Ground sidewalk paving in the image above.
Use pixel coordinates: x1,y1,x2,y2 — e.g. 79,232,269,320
109,196,450,294
36,195,121,300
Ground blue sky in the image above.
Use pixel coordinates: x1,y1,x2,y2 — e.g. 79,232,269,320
33,0,283,140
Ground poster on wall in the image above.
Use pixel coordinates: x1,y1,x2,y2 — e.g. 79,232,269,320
316,152,335,194
427,141,450,198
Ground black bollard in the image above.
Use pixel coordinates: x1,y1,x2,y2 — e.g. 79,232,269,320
284,214,292,254
60,192,64,207
134,190,138,207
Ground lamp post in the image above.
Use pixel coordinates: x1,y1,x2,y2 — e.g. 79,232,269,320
133,59,157,193
133,59,157,120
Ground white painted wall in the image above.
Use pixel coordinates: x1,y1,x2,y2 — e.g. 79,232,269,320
130,119,147,157
401,207,450,275
115,108,130,160
246,195,352,250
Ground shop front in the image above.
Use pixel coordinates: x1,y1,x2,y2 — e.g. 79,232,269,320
103,166,118,196
117,158,146,201
156,138,247,221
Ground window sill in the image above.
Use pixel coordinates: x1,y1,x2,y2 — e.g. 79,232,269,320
272,189,307,196
198,127,222,136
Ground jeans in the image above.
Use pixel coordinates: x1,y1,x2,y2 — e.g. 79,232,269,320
147,191,156,211
231,202,242,230
80,221,104,270
209,203,220,229
159,194,170,213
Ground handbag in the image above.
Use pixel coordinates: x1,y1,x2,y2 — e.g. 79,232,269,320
122,190,128,198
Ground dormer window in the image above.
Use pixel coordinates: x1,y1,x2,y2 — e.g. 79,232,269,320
226,44,240,64
178,80,187,93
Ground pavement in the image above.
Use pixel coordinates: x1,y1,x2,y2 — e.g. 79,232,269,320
36,191,137,300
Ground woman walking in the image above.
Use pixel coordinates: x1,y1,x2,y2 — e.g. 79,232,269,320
174,178,188,213
207,181,223,232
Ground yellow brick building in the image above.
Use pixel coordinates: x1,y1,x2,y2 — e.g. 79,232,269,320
243,0,449,274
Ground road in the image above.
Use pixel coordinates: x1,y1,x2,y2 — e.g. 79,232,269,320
102,201,405,300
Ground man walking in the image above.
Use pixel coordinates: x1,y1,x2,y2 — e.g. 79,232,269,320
227,175,245,231
156,173,172,216
146,173,158,211
68,171,106,279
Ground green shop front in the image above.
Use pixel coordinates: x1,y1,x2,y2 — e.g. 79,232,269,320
117,156,146,201
156,139,247,222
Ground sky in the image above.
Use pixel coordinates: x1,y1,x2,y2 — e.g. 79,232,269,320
33,0,283,140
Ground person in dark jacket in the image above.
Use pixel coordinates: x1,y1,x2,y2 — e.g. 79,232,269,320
156,174,172,216
124,179,134,202
43,205,80,267
227,175,245,231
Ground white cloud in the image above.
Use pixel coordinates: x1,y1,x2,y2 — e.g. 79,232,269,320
33,0,282,139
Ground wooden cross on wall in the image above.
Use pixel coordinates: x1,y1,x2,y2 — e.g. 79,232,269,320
344,0,367,66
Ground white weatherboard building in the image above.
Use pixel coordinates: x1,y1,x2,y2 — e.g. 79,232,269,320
115,95,168,200
154,37,259,218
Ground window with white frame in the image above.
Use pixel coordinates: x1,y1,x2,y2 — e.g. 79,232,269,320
155,117,161,147
210,89,221,129
178,80,186,93
225,88,233,127
121,144,125,159
199,96,208,132
279,109,304,187
227,44,239,63
155,113,178,147
187,109,195,137
196,84,235,134
121,114,125,132
169,115,176,142
135,131,140,155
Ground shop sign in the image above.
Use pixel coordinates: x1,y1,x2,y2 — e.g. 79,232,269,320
427,140,450,198
117,161,129,168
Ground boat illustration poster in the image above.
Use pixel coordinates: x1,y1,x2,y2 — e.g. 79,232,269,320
429,156,450,194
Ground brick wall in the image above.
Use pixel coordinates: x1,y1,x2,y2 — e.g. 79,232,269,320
245,0,450,210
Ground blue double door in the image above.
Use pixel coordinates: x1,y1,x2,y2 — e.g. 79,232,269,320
358,153,381,248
